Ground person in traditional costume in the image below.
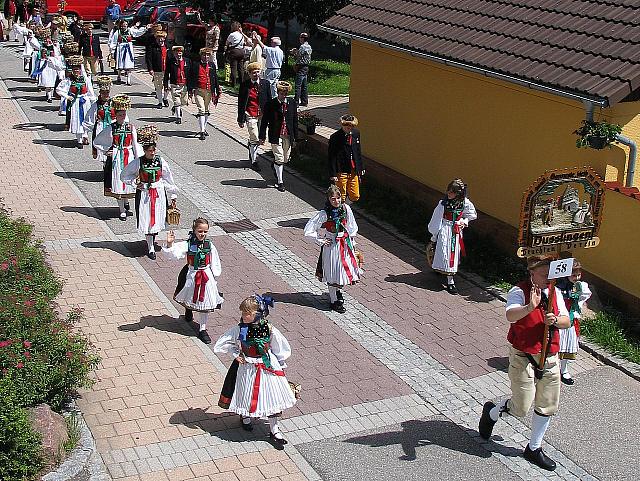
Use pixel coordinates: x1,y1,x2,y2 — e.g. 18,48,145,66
328,115,364,202
163,218,224,344
556,259,591,385
121,125,178,259
304,184,361,313
93,94,140,220
427,178,477,294
56,55,95,148
258,81,298,192
36,32,64,103
237,61,270,171
214,295,296,445
164,45,191,124
82,75,118,163
479,255,571,471
108,19,147,85
145,30,170,109
13,22,39,73
187,47,221,141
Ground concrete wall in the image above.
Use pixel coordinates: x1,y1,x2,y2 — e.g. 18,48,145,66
349,40,640,301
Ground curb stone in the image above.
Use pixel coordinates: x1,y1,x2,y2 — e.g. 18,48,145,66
41,403,111,481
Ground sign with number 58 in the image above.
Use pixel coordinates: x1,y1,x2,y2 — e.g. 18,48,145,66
548,258,574,280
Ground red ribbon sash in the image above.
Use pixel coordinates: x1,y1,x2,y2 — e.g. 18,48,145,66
192,269,209,303
338,235,359,283
249,363,286,414
148,187,158,228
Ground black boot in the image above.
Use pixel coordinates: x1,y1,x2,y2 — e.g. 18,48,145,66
185,309,193,323
478,401,497,440
198,330,212,344
523,445,556,471
330,301,346,313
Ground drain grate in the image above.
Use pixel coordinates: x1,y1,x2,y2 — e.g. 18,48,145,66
216,218,259,233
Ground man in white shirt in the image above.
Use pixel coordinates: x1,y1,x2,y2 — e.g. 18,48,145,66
253,32,283,98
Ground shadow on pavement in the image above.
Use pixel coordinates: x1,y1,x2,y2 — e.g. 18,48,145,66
385,272,444,292
80,240,147,258
158,129,197,138
8,85,40,92
263,291,329,311
54,170,103,182
487,356,509,372
276,218,309,229
346,419,493,461
194,159,250,169
463,286,500,304
220,178,271,189
119,314,194,338
60,205,120,220
33,137,77,148
136,116,178,123
127,91,156,98
31,104,60,112
169,408,287,450
4,77,35,82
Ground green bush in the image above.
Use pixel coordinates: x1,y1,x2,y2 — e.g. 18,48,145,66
0,207,100,479
581,311,640,364
0,378,44,481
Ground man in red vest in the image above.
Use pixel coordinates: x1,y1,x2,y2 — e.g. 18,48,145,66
164,45,191,125
188,47,221,141
478,255,570,471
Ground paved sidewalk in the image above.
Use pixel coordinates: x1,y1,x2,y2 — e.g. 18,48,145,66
1,39,640,481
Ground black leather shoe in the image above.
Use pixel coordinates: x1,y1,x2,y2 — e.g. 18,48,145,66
250,162,261,172
76,143,83,149
241,421,253,431
185,309,193,323
277,183,285,192
446,283,458,294
147,251,156,260
561,374,575,385
156,103,163,109
124,202,131,212
204,131,209,137
163,99,169,107
199,132,206,141
478,401,497,440
171,106,175,114
330,301,346,314
198,330,212,344
336,290,344,302
269,432,288,445
523,445,556,471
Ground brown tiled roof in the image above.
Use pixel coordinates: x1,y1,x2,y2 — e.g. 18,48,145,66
321,0,640,106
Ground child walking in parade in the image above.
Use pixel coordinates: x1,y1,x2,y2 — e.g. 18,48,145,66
164,45,191,125
479,255,572,471
56,55,95,148
108,19,147,85
82,76,117,163
214,295,296,445
164,218,224,344
304,185,361,313
93,94,139,220
427,178,477,294
121,126,178,260
557,259,591,385
36,32,64,103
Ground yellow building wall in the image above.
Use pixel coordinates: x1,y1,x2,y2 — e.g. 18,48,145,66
350,40,640,298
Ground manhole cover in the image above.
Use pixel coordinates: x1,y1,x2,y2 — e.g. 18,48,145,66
216,218,259,233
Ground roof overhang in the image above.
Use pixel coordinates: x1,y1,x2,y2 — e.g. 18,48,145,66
319,25,610,109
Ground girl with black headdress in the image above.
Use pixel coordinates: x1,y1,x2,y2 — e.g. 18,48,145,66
214,295,296,445
163,217,224,344
427,178,477,294
304,184,360,313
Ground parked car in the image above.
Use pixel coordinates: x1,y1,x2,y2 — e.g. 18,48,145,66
45,0,130,22
133,0,185,26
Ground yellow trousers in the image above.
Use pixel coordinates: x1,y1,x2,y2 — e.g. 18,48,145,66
336,171,360,202
507,347,560,417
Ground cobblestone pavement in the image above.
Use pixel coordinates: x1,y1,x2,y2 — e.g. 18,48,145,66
1,38,638,481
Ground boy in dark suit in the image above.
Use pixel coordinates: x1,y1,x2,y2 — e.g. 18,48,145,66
328,115,364,202
258,81,297,192
164,45,191,124
79,22,102,76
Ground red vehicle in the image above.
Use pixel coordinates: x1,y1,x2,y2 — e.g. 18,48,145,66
45,0,131,22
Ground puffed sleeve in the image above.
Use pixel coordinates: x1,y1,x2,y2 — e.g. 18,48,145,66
85,75,96,101
92,123,113,152
555,288,570,318
121,157,140,186
505,286,526,312
344,205,358,237
427,201,444,240
108,31,117,50
130,125,144,158
213,325,240,357
129,25,148,38
161,158,178,193
162,240,188,259
461,198,478,226
269,326,291,367
82,100,98,133
55,77,70,98
578,281,592,309
208,243,222,277
304,210,328,246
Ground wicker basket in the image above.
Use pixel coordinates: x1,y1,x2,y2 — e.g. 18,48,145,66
426,241,435,268
288,381,301,399
166,200,181,226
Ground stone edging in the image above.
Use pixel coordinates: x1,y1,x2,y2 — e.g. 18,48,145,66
41,403,110,481
578,338,640,381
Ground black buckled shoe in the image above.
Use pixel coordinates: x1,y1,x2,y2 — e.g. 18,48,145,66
198,330,212,344
523,445,556,471
176,118,182,124
277,183,285,192
163,99,169,107
199,132,206,141
478,401,497,440
241,421,253,431
446,283,458,295
156,103,163,109
561,374,575,385
330,301,346,314
336,290,344,302
147,251,156,260
269,432,288,445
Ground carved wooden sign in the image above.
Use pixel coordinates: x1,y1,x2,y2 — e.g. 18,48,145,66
517,167,605,258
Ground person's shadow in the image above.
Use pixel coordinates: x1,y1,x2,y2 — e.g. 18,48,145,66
346,419,496,461
385,272,444,292
119,314,194,338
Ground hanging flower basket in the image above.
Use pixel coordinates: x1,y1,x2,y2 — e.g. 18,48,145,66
574,120,622,150
298,111,320,136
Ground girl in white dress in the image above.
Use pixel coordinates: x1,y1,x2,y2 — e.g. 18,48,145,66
14,23,39,72
304,184,360,313
56,55,96,148
82,76,119,163
214,295,296,445
93,94,140,220
163,218,224,344
108,19,147,85
37,39,64,103
557,259,592,385
121,125,178,259
427,178,477,294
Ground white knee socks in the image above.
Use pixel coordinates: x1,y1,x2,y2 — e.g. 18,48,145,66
529,412,551,450
126,72,131,85
447,275,455,285
275,164,283,183
75,133,83,144
560,359,572,378
268,416,283,438
249,144,258,163
196,311,208,331
198,115,206,133
489,399,509,422
204,114,210,130
175,106,181,119
116,198,126,215
155,87,163,104
145,234,155,253
328,285,338,303
46,89,52,100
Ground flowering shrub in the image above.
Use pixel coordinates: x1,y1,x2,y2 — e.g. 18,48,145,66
0,207,99,479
